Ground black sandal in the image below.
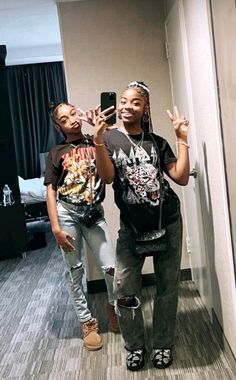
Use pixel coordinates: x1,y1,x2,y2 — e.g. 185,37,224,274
151,349,172,369
126,348,145,371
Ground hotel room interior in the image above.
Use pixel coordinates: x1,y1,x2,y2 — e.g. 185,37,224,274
0,0,235,379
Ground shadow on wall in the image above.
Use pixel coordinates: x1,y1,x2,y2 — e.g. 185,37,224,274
201,141,223,348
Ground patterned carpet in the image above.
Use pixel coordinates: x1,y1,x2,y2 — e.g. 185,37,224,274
0,232,235,380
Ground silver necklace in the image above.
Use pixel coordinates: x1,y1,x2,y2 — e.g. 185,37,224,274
121,130,144,152
70,143,79,148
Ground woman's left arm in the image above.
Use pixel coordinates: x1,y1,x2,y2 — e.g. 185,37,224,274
165,106,190,186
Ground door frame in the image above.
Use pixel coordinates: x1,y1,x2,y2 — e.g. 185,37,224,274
165,0,213,318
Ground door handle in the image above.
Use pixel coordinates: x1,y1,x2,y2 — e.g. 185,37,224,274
189,168,197,178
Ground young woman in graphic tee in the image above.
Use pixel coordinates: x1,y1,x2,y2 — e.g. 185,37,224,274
94,82,189,371
44,102,119,351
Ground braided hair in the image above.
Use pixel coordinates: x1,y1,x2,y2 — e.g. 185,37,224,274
125,81,153,132
48,101,73,138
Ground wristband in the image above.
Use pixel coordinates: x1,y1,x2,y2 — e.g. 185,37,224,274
177,140,189,148
93,141,105,147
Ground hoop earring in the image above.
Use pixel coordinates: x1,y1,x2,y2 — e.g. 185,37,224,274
143,112,150,123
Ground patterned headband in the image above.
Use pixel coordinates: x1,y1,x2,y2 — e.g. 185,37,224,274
128,81,150,93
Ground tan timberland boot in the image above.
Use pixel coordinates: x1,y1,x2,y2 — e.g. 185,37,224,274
107,303,120,333
82,318,103,350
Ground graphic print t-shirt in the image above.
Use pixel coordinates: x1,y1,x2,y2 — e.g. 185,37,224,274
44,137,105,206
104,129,180,232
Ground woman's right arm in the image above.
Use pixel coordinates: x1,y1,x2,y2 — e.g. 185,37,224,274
93,118,115,184
46,184,75,251
46,184,61,234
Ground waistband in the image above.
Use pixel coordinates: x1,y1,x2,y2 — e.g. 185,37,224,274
59,200,101,212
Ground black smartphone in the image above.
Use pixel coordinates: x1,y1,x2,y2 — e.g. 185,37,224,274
100,92,116,125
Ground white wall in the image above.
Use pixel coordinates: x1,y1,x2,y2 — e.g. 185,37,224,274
57,0,190,280
181,0,236,358
209,0,236,359
163,0,236,360
210,0,236,274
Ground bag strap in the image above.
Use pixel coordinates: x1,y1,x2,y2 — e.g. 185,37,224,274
148,133,164,231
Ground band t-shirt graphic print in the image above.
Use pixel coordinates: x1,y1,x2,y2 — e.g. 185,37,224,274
58,145,97,205
114,141,161,207
104,129,181,233
44,137,105,206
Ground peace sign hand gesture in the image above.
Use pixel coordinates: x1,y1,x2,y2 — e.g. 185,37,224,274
166,106,189,140
76,104,100,126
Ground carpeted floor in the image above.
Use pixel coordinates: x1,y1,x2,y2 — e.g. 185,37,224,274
0,232,235,380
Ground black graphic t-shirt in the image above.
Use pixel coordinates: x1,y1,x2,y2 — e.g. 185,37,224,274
104,128,180,232
44,136,105,206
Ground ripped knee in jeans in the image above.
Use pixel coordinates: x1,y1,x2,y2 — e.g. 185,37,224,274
115,295,141,319
69,263,84,282
104,267,115,276
70,263,83,272
117,295,139,308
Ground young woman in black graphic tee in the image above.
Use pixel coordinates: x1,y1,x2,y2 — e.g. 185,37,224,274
94,82,189,371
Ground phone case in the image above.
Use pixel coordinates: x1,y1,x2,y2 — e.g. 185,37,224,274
101,92,116,125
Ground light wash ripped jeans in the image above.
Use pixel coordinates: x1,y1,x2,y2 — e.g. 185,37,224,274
114,216,182,351
57,201,116,323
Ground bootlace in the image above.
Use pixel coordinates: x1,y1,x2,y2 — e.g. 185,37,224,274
82,318,98,337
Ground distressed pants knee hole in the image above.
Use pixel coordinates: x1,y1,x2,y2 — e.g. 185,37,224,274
115,296,141,319
103,266,115,276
